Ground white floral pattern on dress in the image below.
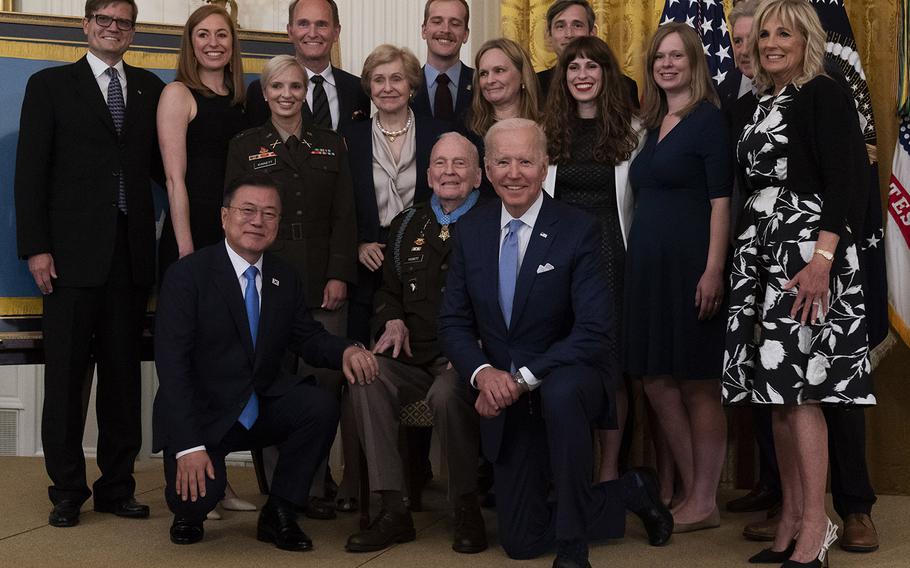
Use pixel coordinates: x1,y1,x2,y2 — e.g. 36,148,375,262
722,86,875,407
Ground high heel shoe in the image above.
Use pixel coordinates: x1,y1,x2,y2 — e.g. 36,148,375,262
781,519,838,568
748,540,796,563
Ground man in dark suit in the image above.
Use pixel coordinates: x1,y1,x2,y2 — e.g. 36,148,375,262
153,173,379,549
14,0,164,528
410,0,474,127
245,0,370,130
438,118,672,568
536,0,638,109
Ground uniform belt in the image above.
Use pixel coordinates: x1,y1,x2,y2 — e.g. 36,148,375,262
276,222,329,241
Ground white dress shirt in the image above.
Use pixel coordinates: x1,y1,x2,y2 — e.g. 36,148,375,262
305,64,340,130
86,51,127,105
470,190,545,392
176,240,263,458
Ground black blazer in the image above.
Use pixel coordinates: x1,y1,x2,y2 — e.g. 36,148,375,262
730,75,869,239
341,116,453,244
152,242,351,454
410,64,474,128
14,56,164,287
537,66,639,110
245,65,371,130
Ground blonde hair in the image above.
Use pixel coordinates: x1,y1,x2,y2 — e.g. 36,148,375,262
469,38,540,137
360,44,422,96
176,5,244,106
750,0,827,92
640,23,719,129
260,54,307,91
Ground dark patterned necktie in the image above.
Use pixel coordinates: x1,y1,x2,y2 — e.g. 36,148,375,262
434,72,454,121
106,67,127,214
310,75,331,128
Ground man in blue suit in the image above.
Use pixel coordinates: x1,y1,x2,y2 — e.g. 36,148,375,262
438,118,672,568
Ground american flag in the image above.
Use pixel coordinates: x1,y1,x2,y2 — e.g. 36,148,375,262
659,0,734,87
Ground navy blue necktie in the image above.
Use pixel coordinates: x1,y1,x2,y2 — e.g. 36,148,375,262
499,219,523,328
310,75,331,128
238,265,259,429
106,67,127,214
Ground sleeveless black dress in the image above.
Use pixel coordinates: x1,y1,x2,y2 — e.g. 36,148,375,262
158,89,246,281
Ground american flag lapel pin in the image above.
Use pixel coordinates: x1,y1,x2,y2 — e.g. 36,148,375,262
540,232,548,238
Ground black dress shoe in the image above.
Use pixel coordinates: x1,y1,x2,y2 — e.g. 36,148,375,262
94,497,150,519
552,555,592,568
452,502,488,553
345,509,416,552
49,500,81,527
170,517,204,545
622,468,673,546
303,496,336,520
748,541,796,563
726,485,782,513
257,501,313,551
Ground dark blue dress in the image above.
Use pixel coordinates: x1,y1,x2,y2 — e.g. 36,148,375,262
624,100,732,379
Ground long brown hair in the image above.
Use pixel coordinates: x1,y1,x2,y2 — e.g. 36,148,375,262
640,23,718,129
543,36,638,165
468,38,540,137
176,5,245,106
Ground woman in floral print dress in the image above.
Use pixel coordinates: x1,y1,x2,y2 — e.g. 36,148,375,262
722,1,874,566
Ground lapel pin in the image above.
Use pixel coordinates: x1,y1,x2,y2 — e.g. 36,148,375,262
272,278,280,286
269,140,280,149
539,232,548,238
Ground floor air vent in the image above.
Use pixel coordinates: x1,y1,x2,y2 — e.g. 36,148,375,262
0,409,18,456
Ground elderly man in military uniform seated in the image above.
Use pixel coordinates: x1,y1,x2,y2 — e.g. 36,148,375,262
345,132,486,554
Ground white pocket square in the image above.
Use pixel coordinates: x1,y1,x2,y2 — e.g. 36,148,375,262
537,263,555,274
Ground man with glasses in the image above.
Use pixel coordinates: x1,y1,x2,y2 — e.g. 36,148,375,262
153,173,378,548
15,0,164,528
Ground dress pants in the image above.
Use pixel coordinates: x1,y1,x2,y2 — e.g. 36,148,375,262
494,365,625,560
348,355,480,501
41,215,146,506
164,381,339,522
260,306,356,497
754,406,876,516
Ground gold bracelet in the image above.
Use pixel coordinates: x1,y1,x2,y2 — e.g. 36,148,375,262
814,249,834,262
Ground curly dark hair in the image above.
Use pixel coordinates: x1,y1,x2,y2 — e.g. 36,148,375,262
542,36,638,165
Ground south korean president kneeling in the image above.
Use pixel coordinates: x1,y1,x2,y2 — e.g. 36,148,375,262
152,173,379,550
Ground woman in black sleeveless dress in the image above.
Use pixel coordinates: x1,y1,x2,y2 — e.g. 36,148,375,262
156,4,249,517
157,4,246,281
541,36,643,484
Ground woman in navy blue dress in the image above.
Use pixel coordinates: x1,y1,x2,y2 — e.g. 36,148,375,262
625,23,731,532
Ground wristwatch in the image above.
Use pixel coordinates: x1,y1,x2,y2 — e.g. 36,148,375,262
511,370,529,391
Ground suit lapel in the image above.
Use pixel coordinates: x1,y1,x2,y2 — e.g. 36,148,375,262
455,64,473,116
73,56,117,135
413,69,432,116
510,198,558,331
255,256,279,368
333,65,351,128
212,246,255,365
122,63,142,134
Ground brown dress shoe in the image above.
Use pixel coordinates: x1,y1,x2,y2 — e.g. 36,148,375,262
743,514,778,542
840,513,879,552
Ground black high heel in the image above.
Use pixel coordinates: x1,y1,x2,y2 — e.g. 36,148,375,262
780,519,838,568
748,540,796,563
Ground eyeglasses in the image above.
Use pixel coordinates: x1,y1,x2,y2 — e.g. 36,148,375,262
89,14,135,31
225,206,281,222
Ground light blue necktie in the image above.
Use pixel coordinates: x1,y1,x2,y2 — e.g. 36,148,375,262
106,67,128,214
238,265,259,430
499,219,523,328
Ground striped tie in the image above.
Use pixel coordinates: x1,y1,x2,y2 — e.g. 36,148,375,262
310,75,331,128
106,67,127,214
